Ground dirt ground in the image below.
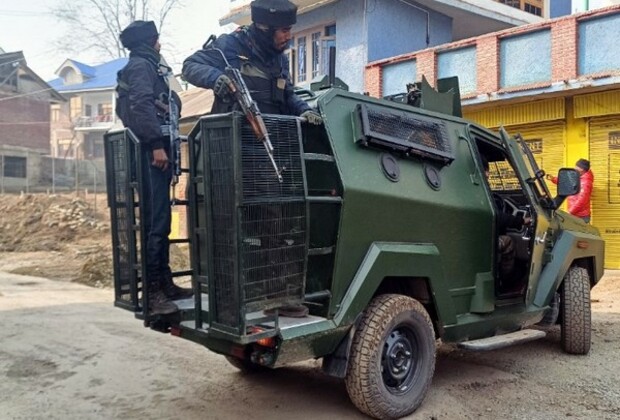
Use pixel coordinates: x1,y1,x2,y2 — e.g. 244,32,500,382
1,193,619,419
0,264,618,419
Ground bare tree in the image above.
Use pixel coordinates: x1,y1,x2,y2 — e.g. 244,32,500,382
53,0,183,59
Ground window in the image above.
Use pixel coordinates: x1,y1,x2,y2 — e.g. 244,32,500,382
292,24,336,85
70,96,82,119
311,32,321,79
51,105,61,122
97,103,113,121
524,3,542,16
499,0,521,8
487,159,522,192
297,36,307,83
3,156,27,178
84,104,92,117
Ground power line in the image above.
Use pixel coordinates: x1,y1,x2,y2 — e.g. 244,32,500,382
0,9,52,17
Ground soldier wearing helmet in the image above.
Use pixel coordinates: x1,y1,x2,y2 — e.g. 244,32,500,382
182,0,322,124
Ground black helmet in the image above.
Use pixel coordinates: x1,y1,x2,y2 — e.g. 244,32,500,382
120,20,158,49
251,0,297,27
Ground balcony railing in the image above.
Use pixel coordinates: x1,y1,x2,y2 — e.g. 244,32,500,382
73,114,114,128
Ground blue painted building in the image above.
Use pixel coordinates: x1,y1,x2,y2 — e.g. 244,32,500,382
221,0,542,93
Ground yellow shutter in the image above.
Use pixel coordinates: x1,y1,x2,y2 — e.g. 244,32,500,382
589,117,620,269
504,122,566,196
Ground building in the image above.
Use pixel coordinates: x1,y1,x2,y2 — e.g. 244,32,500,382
0,50,65,192
364,5,620,268
220,0,543,93
496,0,545,17
48,57,184,160
47,58,128,160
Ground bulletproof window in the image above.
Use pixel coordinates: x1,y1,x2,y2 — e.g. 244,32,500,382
355,103,454,164
3,156,27,178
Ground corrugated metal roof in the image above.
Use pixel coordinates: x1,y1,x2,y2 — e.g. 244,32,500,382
179,88,213,121
47,58,129,92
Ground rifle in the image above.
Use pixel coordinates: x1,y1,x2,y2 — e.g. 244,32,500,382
209,43,283,182
156,64,183,201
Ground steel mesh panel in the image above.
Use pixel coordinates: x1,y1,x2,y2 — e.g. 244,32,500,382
204,115,307,327
206,126,238,327
107,133,135,306
240,201,306,310
241,116,304,200
366,107,450,153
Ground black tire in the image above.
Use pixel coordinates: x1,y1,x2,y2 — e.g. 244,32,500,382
560,266,592,355
224,356,267,373
345,294,436,419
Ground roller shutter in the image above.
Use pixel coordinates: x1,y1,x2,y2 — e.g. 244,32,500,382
503,122,566,196
589,117,620,269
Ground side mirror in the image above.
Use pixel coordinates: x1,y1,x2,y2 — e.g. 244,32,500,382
554,168,580,208
557,168,580,196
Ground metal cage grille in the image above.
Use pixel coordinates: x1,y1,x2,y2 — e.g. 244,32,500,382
105,130,142,311
241,116,305,201
202,114,307,329
206,126,239,327
357,103,454,163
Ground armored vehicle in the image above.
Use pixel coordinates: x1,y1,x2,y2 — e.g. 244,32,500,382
104,81,604,419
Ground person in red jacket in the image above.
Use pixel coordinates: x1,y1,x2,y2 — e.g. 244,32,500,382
548,159,594,223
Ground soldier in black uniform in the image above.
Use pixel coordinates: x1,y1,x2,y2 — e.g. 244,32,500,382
182,0,322,123
116,21,192,315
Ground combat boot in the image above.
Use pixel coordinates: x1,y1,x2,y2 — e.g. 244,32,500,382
148,281,179,315
161,270,193,300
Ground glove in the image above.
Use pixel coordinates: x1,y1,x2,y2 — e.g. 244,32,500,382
213,74,233,100
301,110,323,125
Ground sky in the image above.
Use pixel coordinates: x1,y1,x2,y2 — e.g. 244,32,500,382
0,0,236,81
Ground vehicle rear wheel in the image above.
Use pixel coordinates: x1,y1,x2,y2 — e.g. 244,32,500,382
345,294,436,419
224,356,267,373
560,266,592,355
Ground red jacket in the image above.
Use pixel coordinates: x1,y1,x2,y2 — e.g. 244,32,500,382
552,170,593,217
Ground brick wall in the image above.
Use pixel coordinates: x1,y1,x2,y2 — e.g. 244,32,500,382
0,94,51,152
364,5,620,98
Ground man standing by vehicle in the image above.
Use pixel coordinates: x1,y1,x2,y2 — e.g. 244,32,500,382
548,159,594,223
181,0,322,123
116,21,192,315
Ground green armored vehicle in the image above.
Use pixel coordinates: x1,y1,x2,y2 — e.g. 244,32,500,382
104,80,604,419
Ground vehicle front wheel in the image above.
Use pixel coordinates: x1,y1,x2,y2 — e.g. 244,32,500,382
560,266,592,355
345,294,436,419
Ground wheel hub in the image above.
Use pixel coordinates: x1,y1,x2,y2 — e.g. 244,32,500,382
381,328,417,394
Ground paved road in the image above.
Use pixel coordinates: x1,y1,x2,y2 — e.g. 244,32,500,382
1,270,619,419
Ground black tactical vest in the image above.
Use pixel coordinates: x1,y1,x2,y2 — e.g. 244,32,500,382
211,32,287,115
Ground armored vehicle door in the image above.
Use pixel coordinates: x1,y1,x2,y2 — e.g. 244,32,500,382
470,126,550,301
498,128,553,304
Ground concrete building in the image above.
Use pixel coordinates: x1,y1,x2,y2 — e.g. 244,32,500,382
0,50,65,192
364,5,620,268
47,58,129,160
221,0,542,93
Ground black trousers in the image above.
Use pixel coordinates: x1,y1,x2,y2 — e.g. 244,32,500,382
140,146,172,283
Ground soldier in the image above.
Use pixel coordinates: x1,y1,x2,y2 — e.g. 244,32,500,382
181,0,322,123
116,20,193,315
